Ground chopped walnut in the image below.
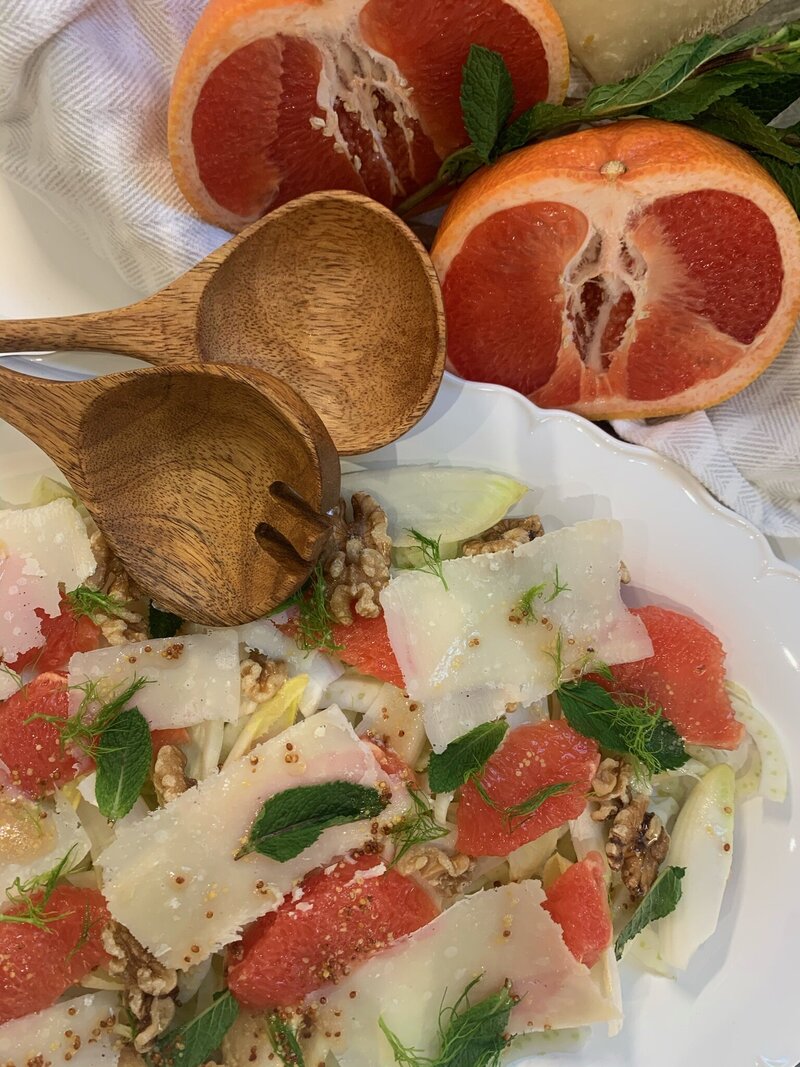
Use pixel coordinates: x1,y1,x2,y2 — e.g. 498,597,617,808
102,921,178,1052
591,757,633,821
240,652,289,716
86,531,148,644
323,492,392,624
619,560,631,585
395,845,472,898
606,792,670,898
153,745,195,806
462,515,543,556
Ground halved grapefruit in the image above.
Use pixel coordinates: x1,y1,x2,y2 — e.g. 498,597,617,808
168,0,569,229
432,119,800,419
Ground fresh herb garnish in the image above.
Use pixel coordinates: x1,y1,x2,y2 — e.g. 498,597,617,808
615,865,686,960
67,585,128,621
0,664,23,690
149,602,183,639
379,976,516,1067
406,529,449,590
512,566,569,623
236,781,388,862
277,560,342,654
474,779,575,831
27,676,152,820
0,846,80,929
398,25,800,218
65,903,97,961
388,785,448,866
427,719,508,794
148,990,239,1067
266,1012,306,1066
558,678,687,776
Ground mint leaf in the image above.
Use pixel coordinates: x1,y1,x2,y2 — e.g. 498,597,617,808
752,153,800,212
237,781,388,862
733,72,800,121
558,679,687,776
645,68,766,121
498,101,577,153
149,602,183,639
427,719,508,794
691,99,800,163
615,865,686,960
95,707,152,821
266,1012,306,1066
460,45,514,162
149,990,239,1067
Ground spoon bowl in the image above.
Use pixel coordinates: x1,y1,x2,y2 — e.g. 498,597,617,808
0,361,340,626
0,191,446,454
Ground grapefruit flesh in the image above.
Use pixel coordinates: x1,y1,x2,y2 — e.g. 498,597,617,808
543,851,612,969
0,886,109,1024
595,605,744,750
0,673,83,798
228,853,438,1008
10,602,102,674
169,0,569,228
433,120,800,419
456,720,599,858
332,615,406,690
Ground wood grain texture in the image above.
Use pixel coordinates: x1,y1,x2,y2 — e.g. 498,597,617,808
0,362,340,626
0,191,446,454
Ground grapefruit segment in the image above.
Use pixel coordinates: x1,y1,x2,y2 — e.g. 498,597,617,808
433,119,800,419
169,0,569,228
594,605,744,751
456,720,600,857
10,601,102,674
543,852,613,969
227,853,438,1008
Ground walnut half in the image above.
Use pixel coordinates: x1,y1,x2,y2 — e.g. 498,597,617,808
606,792,670,899
324,492,392,625
153,745,195,807
462,515,543,556
102,921,178,1052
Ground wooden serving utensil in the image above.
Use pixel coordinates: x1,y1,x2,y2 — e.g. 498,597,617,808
0,191,446,455
0,361,340,626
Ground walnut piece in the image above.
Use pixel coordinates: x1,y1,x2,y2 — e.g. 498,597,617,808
395,845,472,898
591,757,633,821
240,652,289,716
153,744,195,806
324,492,392,625
102,921,178,1052
606,792,670,898
462,515,543,556
87,531,148,644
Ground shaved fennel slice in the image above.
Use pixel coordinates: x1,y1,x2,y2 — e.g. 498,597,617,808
568,809,611,886
508,825,564,881
628,926,676,979
186,718,225,780
0,993,120,1065
382,520,652,751
340,465,527,549
659,764,735,971
504,1028,590,1058
596,946,624,1036
726,682,787,802
224,675,307,766
74,774,149,859
98,708,406,969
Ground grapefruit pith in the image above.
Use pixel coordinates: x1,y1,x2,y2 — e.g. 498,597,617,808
168,0,569,229
432,119,800,419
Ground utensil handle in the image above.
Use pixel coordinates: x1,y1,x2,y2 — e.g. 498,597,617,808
0,364,80,460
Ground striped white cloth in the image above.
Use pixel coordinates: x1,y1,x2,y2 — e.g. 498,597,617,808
0,0,799,536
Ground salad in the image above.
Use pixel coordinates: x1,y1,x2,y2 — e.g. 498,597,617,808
0,466,787,1067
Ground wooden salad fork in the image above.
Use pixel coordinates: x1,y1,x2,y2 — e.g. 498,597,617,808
0,190,446,455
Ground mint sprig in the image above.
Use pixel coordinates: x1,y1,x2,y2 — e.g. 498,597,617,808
236,781,388,862
427,719,508,794
615,865,686,960
398,22,800,217
148,990,239,1067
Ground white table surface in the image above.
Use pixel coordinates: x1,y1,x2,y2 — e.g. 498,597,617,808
0,173,798,571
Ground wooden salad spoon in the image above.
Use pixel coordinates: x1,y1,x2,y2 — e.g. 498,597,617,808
0,191,446,455
0,361,340,626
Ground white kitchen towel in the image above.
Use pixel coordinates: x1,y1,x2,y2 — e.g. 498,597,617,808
0,0,799,537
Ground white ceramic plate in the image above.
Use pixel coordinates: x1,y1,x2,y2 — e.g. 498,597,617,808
2,365,799,1066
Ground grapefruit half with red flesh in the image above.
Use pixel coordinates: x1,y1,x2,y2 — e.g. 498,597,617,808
456,720,599,857
227,853,438,1008
168,0,569,229
543,851,612,969
594,605,744,750
433,120,800,419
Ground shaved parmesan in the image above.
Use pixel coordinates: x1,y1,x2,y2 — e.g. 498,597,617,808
1,791,90,892
99,708,405,969
0,499,95,661
309,881,618,1066
0,668,20,702
381,520,651,750
69,631,240,729
0,992,120,1066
